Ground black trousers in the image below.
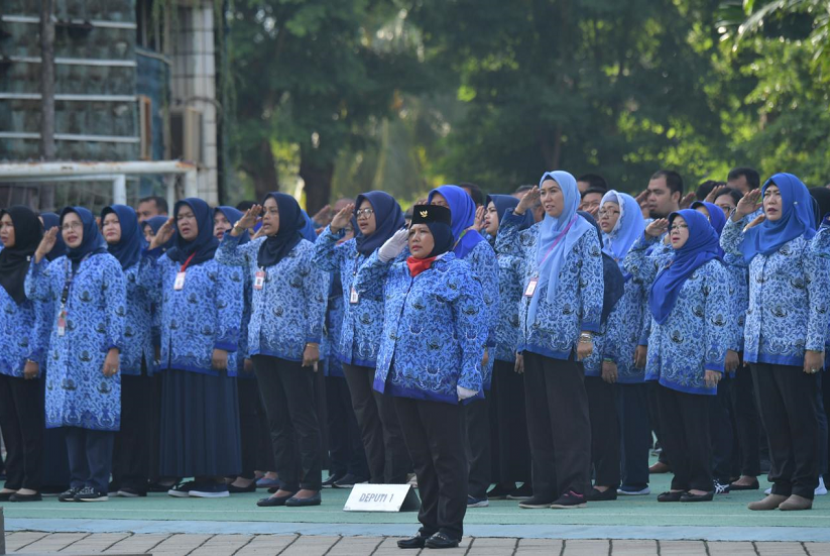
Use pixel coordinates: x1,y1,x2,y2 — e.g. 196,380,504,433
342,363,410,484
523,352,591,499
256,389,275,472
237,378,264,480
112,373,150,490
751,363,819,499
647,381,669,464
585,376,620,488
491,360,531,484
731,364,761,477
618,383,651,490
462,396,491,499
709,375,734,483
394,396,467,541
65,427,115,493
147,373,165,481
814,374,827,478
253,355,322,491
326,375,369,478
655,385,712,492
0,374,44,491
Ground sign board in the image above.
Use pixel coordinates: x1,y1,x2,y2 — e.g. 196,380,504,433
343,483,421,512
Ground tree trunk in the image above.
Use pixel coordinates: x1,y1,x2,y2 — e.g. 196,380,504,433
251,139,279,201
40,0,56,210
299,155,333,216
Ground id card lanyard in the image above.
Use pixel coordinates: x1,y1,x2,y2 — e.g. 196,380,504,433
173,252,197,291
349,256,361,304
57,255,89,336
524,215,577,298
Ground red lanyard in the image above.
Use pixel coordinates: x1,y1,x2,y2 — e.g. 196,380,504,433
179,252,196,273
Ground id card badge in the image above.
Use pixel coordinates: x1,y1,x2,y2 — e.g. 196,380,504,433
173,271,186,291
57,314,66,337
524,277,539,298
254,270,266,290
349,287,359,304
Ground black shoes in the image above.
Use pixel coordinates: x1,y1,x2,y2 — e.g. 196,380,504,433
518,495,555,509
486,483,515,500
75,486,108,502
257,493,295,507
397,535,429,549
10,492,42,502
550,490,587,509
657,491,684,502
228,482,257,494
117,487,147,498
322,473,345,488
285,492,321,507
730,479,760,491
425,532,460,549
681,491,714,502
506,483,534,501
58,487,80,502
332,474,368,488
586,487,617,502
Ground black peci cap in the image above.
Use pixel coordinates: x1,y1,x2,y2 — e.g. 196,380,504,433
410,204,452,226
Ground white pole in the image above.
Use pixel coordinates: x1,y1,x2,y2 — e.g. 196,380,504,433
164,174,176,213
112,174,127,205
184,170,198,199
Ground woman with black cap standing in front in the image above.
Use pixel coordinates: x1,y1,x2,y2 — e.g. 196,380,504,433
354,204,487,549
0,206,45,502
27,207,127,502
146,198,244,499
217,192,328,508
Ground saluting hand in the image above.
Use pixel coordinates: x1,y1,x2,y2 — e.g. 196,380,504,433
705,185,726,205
733,189,762,221
645,218,668,238
470,206,486,232
330,203,355,233
232,206,262,235
679,192,696,210
149,217,175,250
515,186,540,216
34,227,59,263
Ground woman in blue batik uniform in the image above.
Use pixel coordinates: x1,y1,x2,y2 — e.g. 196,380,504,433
312,191,410,486
27,207,126,502
595,191,650,498
498,171,603,510
354,204,487,550
484,194,533,501
0,206,45,502
629,209,730,503
102,204,154,498
428,185,498,508
218,192,327,508
721,174,830,511
147,198,243,499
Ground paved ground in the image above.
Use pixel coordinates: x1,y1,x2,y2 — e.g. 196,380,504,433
5,533,830,556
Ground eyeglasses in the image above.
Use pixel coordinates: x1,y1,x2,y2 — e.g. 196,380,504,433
356,208,375,219
668,223,688,232
597,209,620,218
61,222,83,232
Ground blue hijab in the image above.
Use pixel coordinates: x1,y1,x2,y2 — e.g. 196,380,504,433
354,191,405,255
60,206,108,265
143,215,176,252
649,209,721,325
528,171,594,325
742,173,816,263
299,209,318,242
580,211,624,326
691,201,726,237
427,185,486,259
170,198,218,266
215,206,249,245
599,190,645,262
258,192,304,268
40,212,67,261
101,204,142,270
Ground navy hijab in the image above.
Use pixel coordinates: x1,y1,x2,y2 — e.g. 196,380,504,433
648,209,721,325
0,206,42,304
143,215,175,252
169,198,218,266
427,185,486,259
215,206,249,245
60,206,108,265
579,211,624,326
101,204,142,270
40,212,67,261
354,191,405,256
257,192,304,268
485,194,534,238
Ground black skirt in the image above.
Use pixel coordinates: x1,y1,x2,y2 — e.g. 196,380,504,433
159,369,242,477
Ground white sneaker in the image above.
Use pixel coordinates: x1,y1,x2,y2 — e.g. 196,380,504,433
617,486,651,496
764,487,772,495
816,476,827,496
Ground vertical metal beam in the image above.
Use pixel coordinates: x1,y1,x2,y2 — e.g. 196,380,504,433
112,174,127,205
184,170,198,199
164,174,176,213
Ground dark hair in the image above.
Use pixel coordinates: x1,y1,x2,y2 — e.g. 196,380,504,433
581,187,606,200
459,182,485,207
138,195,169,214
513,184,535,194
650,170,684,196
727,167,761,190
695,180,726,201
713,186,742,206
236,200,256,211
577,173,608,193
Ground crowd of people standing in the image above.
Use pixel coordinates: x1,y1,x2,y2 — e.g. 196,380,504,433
1,165,829,550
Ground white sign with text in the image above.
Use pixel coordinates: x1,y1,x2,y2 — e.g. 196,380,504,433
343,483,421,512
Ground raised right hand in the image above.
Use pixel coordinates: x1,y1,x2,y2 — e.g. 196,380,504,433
149,217,175,249
233,205,263,233
645,218,668,238
330,203,355,233
733,189,762,221
516,186,540,215
35,227,59,263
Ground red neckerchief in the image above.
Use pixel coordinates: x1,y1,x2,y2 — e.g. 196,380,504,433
407,255,438,277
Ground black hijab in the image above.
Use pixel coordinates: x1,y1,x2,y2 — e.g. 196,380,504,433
40,212,67,261
0,206,43,304
354,191,405,255
578,210,624,326
169,198,218,266
257,192,305,268
60,206,108,265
